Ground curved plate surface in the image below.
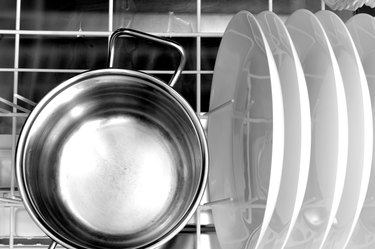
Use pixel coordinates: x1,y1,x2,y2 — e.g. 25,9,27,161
323,0,367,11
316,10,373,249
256,10,311,249
346,13,375,249
207,10,284,249
284,9,348,249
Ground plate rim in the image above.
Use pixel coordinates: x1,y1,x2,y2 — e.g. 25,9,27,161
284,8,349,249
207,9,285,249
316,9,374,249
256,9,312,249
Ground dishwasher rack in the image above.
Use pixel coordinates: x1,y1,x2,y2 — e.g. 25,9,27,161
0,0,355,248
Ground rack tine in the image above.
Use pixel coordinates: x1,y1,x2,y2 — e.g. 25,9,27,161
0,107,10,113
232,114,272,124
269,0,273,12
0,113,29,117
203,197,233,208
14,94,37,107
0,197,22,204
48,241,58,249
242,198,267,209
202,197,268,211
0,97,30,113
202,99,234,118
363,197,375,208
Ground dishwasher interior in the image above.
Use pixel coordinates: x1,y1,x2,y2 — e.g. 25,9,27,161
0,0,371,248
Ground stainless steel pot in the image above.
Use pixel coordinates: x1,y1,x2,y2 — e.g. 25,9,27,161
15,29,208,249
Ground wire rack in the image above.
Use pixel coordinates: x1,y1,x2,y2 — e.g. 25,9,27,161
0,0,353,248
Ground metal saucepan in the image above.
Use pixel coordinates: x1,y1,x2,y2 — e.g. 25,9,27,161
15,29,208,249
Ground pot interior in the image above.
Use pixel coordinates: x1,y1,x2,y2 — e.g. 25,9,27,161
18,71,206,249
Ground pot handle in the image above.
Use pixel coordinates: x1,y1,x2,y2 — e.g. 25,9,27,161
108,28,186,88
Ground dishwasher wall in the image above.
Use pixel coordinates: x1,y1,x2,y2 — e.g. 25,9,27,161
0,0,353,248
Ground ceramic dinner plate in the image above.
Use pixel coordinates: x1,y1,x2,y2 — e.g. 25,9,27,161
207,10,284,249
346,14,375,249
316,10,373,249
323,0,367,11
283,9,348,249
255,11,311,249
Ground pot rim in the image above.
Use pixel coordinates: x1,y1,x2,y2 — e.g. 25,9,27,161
16,68,209,249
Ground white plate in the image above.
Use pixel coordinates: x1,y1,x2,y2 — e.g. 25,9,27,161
207,10,284,249
255,10,311,249
346,13,375,249
284,9,348,249
316,10,374,249
323,0,367,11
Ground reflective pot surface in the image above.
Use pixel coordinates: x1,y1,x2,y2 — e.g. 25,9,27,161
16,69,208,249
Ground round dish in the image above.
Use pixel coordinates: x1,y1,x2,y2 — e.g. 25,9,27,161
346,13,375,249
323,0,367,11
283,9,348,249
207,10,284,249
256,10,311,249
316,10,373,249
